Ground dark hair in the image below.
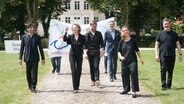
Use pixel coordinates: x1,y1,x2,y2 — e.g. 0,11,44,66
72,23,81,33
162,18,171,23
25,23,36,29
90,20,97,26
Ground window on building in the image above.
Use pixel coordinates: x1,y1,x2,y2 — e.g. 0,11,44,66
84,1,89,10
84,17,89,24
65,1,70,10
94,17,99,22
65,17,70,23
75,1,80,10
74,17,80,20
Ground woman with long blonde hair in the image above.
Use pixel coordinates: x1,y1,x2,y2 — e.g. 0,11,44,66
118,26,144,98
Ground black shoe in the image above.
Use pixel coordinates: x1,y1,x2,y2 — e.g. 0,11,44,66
110,78,114,82
52,69,55,74
132,93,137,98
120,91,128,95
114,76,117,80
104,71,107,74
30,88,37,93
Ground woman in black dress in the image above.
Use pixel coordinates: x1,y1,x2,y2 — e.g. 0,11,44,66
63,24,86,93
118,26,144,98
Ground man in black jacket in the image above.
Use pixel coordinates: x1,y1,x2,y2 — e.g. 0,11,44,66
19,23,45,93
84,20,104,87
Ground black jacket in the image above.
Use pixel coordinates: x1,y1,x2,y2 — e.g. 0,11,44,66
19,34,45,62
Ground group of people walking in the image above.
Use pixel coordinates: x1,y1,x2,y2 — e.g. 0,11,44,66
19,18,182,98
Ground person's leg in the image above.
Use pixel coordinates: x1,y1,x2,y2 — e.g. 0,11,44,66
167,56,175,88
76,54,83,90
88,54,95,85
56,57,61,73
32,62,38,88
26,62,32,89
51,57,56,73
104,56,108,73
130,63,139,92
107,55,114,82
120,64,130,94
94,53,100,81
160,56,168,90
31,61,38,93
69,55,78,91
113,54,118,80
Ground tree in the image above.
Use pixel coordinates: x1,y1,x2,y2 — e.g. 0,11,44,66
38,0,69,38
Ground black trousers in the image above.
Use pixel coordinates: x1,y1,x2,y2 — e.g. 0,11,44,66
69,54,83,90
25,61,38,89
121,62,139,92
88,51,100,81
107,53,118,79
51,57,61,73
160,56,175,88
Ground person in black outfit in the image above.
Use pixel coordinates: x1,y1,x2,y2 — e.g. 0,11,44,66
155,18,182,91
84,20,104,87
63,24,86,93
118,26,144,98
19,23,45,93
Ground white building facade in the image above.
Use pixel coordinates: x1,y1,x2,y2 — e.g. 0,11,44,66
58,0,105,24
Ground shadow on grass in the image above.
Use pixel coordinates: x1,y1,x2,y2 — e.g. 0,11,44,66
172,87,184,91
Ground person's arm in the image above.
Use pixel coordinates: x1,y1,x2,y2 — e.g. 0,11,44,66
155,41,160,62
19,36,25,65
38,36,45,65
99,32,105,57
136,51,144,65
118,52,125,61
176,41,182,62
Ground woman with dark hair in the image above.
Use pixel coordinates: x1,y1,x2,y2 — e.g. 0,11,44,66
118,26,144,98
63,24,86,93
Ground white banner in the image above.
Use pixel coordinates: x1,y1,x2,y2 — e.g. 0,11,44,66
4,40,21,53
48,17,115,58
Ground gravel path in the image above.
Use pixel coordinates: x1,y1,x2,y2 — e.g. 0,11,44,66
30,55,160,104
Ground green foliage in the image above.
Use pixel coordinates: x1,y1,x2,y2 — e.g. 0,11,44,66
41,38,48,48
0,41,5,50
137,36,184,48
172,24,184,36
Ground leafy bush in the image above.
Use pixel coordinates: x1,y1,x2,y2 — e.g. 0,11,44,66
0,42,5,50
172,24,184,36
138,36,184,48
41,38,48,48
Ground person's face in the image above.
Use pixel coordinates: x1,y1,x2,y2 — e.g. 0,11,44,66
163,21,171,31
121,27,130,37
72,25,80,34
90,24,97,32
109,22,115,30
27,26,36,34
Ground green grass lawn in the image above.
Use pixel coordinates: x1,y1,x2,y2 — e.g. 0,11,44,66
0,52,51,104
138,50,184,104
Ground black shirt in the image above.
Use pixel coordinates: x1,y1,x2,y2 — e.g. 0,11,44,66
118,38,139,65
156,30,178,56
84,31,104,50
19,34,45,62
63,33,86,55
